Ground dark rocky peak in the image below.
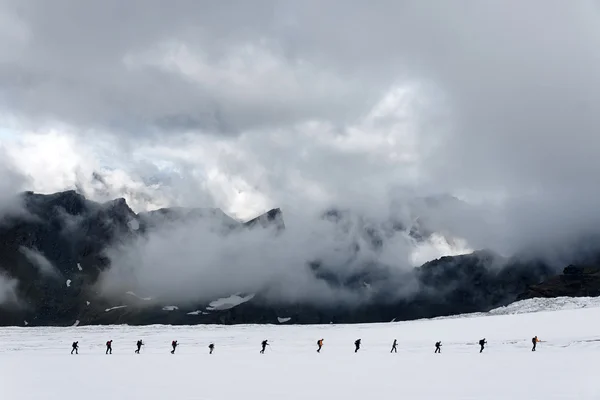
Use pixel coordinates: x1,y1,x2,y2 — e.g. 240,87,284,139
96,198,137,225
244,208,285,231
417,249,506,287
563,265,600,275
21,190,91,219
517,263,600,300
79,197,139,241
419,249,503,271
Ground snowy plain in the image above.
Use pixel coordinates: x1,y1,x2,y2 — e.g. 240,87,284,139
1,297,599,400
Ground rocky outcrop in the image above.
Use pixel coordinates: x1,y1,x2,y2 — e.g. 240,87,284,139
517,265,600,300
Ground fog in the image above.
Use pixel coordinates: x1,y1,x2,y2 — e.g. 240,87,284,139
0,274,19,307
0,1,599,305
96,207,428,305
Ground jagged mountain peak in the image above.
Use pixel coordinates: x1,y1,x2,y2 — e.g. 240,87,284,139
244,208,285,230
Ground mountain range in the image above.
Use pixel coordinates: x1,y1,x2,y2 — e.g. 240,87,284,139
0,190,596,327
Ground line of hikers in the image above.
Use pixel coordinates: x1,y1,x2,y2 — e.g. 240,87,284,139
70,336,542,355
70,339,214,354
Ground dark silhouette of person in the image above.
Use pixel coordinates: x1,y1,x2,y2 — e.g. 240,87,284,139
260,340,269,354
479,338,487,353
354,339,361,353
390,339,397,353
317,339,324,353
532,336,539,352
71,341,79,355
209,343,214,354
106,340,112,354
135,340,143,354
171,340,178,354
435,341,442,353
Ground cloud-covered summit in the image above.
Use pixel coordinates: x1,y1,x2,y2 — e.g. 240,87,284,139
0,1,599,268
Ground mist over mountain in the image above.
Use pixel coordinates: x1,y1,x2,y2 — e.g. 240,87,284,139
0,189,597,327
1,2,600,324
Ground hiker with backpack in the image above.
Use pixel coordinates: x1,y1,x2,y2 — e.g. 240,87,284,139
260,340,269,354
71,341,79,355
390,339,397,353
435,341,442,353
317,339,324,353
106,340,113,354
171,340,178,354
532,336,540,351
209,343,214,354
354,339,361,353
135,340,144,354
479,338,487,353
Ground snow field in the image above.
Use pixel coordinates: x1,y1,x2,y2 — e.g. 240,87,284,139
1,298,599,399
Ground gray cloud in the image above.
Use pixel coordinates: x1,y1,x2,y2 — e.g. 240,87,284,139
0,0,379,135
0,273,19,306
1,1,600,304
0,148,28,221
97,208,423,305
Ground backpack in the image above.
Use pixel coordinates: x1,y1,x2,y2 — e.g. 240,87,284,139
106,341,110,346
172,341,176,346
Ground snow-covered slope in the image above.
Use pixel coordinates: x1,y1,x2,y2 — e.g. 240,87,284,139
488,296,600,315
1,297,599,399
428,296,600,322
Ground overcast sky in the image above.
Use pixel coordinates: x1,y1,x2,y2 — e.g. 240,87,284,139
1,0,600,261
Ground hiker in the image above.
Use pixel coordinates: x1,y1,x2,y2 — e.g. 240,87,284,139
135,340,144,354
435,341,442,353
390,339,397,353
260,340,269,354
71,341,79,355
479,338,487,353
317,339,324,353
106,340,113,354
171,340,178,354
354,339,361,353
532,336,540,352
209,343,214,354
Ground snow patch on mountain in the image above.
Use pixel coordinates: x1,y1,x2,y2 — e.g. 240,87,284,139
187,310,209,316
125,291,152,301
206,293,255,311
105,305,127,312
